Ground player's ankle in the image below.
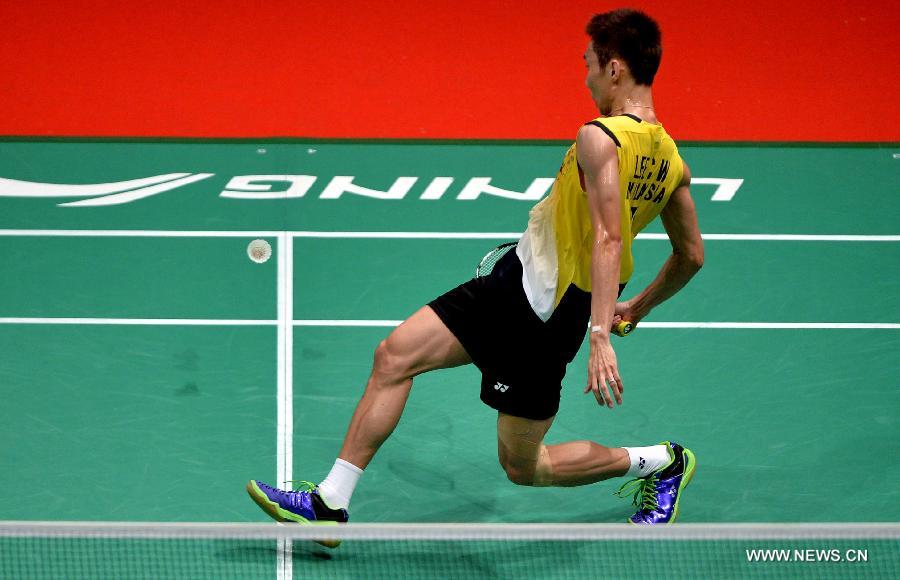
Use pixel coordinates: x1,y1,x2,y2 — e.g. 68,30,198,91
623,444,670,478
318,458,364,510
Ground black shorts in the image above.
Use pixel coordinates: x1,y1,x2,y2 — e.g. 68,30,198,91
428,246,592,421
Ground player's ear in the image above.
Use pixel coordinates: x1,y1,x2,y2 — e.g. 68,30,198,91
607,59,621,80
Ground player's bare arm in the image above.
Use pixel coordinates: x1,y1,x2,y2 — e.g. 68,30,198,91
577,123,624,409
614,161,703,327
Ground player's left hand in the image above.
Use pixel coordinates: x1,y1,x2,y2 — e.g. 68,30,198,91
585,332,623,409
613,299,645,330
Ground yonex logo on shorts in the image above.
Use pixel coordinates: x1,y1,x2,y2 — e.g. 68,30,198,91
493,382,510,392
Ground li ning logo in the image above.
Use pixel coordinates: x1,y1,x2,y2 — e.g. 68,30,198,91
0,174,743,207
0,174,556,207
493,382,510,393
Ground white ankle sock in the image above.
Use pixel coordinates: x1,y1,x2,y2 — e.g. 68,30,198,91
624,444,670,478
317,458,363,510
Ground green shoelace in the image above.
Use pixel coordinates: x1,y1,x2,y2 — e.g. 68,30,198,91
614,475,660,512
284,480,318,492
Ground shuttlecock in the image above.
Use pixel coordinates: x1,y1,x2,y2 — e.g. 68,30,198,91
247,239,272,263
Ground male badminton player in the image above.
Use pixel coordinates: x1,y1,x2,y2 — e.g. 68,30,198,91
249,8,704,535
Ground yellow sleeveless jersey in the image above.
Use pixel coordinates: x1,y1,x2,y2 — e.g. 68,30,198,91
516,114,684,321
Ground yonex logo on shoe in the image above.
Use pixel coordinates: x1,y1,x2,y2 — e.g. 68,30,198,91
639,457,646,470
493,382,510,392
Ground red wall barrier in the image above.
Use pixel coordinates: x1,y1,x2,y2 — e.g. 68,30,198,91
2,0,897,141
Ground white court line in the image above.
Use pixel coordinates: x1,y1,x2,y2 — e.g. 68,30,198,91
295,319,404,327
641,233,900,242
0,229,898,241
291,231,522,239
294,320,900,330
0,318,276,325
640,322,900,330
2,319,895,329
275,233,293,580
0,229,282,237
290,231,900,242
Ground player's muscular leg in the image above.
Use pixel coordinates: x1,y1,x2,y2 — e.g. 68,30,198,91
498,412,631,487
338,306,471,469
497,413,555,485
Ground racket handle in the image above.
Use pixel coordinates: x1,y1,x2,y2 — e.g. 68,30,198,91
612,320,633,337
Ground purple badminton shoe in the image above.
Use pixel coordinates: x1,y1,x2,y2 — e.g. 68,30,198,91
615,441,696,525
247,480,348,548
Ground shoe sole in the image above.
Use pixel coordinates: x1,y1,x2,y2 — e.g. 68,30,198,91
246,481,342,548
668,447,697,524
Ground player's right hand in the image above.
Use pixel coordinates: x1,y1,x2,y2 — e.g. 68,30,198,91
585,332,623,409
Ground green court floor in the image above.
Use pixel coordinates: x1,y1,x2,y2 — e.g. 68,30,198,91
0,140,897,577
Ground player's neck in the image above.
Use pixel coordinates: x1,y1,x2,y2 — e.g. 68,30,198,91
608,86,658,124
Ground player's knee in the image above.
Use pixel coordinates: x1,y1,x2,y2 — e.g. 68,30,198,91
372,339,413,383
499,446,554,487
500,453,535,485
500,457,536,486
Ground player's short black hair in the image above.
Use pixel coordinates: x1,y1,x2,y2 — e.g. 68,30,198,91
586,9,662,86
